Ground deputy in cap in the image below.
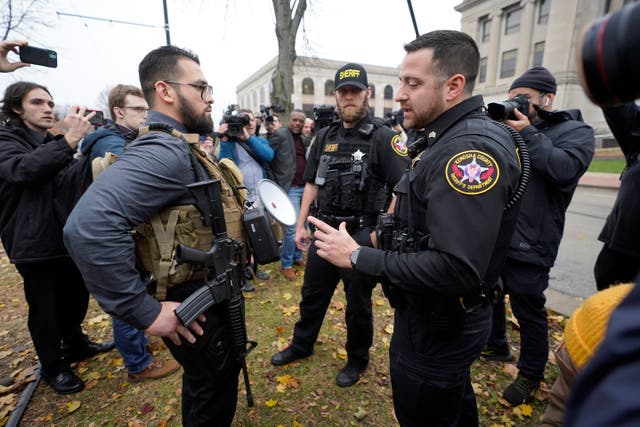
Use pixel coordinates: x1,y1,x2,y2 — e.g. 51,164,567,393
270,61,409,388
307,31,525,425
481,66,595,405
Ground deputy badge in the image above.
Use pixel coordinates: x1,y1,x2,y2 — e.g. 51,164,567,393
391,134,408,156
445,150,500,195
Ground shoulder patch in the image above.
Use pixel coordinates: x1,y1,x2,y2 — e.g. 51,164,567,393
445,150,500,195
390,134,408,156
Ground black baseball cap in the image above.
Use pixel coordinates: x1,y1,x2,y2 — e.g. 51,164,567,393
334,63,368,91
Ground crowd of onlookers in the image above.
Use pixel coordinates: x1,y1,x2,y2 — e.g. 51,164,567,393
1,21,639,426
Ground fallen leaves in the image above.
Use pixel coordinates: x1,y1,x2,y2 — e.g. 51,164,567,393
66,400,81,414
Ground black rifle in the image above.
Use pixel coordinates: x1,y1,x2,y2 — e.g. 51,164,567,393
173,178,256,407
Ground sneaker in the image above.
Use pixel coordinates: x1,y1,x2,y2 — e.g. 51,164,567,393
281,267,297,281
336,362,366,387
128,359,180,382
502,373,539,405
294,259,306,267
480,344,514,362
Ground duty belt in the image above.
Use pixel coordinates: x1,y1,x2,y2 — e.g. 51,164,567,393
317,212,377,230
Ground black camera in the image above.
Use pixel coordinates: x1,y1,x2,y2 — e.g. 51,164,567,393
259,104,285,124
313,104,337,130
385,109,404,127
225,114,250,139
221,104,249,139
577,2,640,106
487,94,530,121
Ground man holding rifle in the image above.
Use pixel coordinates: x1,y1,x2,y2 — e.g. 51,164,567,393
64,46,248,426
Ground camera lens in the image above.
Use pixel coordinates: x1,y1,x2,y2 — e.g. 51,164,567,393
578,2,640,106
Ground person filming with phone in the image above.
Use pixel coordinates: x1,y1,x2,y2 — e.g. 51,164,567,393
0,82,115,394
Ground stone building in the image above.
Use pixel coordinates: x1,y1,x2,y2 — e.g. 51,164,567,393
455,0,635,143
236,56,401,120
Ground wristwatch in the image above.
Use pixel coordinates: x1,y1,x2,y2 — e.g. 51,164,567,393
350,247,361,269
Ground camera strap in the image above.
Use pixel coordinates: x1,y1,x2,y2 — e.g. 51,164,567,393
236,139,264,166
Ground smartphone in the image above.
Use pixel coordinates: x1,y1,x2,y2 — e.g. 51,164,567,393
19,45,58,68
85,109,105,127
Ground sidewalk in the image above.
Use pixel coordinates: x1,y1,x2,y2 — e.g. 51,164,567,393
578,171,620,189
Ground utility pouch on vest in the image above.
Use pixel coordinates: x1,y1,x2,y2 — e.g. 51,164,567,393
134,205,212,300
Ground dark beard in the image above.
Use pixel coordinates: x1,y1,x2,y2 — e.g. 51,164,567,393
177,93,213,135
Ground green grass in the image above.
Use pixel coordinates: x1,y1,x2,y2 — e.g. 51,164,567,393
588,159,625,174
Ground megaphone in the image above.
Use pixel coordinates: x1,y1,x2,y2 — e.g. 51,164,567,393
242,179,297,265
256,179,297,226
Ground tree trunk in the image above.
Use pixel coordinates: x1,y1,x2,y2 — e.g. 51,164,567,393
271,0,307,119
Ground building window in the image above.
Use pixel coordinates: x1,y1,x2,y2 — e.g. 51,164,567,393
479,57,487,83
504,4,522,35
369,84,376,99
538,0,550,24
324,80,334,96
260,87,265,105
533,41,545,67
479,15,491,43
500,49,517,78
302,78,314,95
384,85,393,100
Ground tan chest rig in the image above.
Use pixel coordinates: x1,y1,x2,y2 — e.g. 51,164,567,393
92,124,247,300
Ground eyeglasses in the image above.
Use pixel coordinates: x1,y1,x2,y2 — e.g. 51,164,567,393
121,106,149,113
164,81,214,101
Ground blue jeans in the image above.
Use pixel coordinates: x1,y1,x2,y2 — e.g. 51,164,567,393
281,185,304,269
113,317,152,374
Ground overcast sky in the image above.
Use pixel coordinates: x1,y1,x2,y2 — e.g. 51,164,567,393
0,0,461,121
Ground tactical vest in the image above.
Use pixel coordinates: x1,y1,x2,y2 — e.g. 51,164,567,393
315,118,389,216
92,124,247,300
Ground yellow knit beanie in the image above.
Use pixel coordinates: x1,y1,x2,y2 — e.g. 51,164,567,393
565,284,634,369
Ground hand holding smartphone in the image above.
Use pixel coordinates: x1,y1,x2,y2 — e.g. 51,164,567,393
19,45,57,68
85,110,105,127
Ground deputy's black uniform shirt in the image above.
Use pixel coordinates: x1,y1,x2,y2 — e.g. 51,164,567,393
355,95,522,298
304,112,409,214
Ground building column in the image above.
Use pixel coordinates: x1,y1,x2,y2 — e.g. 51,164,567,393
515,0,537,75
486,11,503,86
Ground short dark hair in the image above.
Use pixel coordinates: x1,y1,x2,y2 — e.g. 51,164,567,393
0,81,52,127
108,84,145,120
404,30,480,94
138,46,200,105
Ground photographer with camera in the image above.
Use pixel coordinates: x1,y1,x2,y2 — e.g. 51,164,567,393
270,62,408,387
64,46,247,425
482,66,595,405
219,109,274,203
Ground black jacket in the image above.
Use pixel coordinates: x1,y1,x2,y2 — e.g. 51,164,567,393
266,127,298,192
508,109,595,267
0,124,76,262
598,103,640,257
356,95,523,298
